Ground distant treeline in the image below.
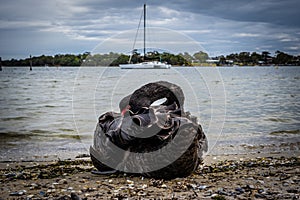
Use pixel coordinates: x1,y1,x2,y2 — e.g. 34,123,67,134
0,51,193,67
1,53,90,67
1,50,299,66
212,51,300,66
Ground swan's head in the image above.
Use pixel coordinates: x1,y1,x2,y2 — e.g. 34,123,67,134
128,81,184,114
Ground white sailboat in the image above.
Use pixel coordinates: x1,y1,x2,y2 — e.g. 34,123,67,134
119,4,171,69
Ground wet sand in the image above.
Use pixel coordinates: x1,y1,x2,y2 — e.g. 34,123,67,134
1,152,299,200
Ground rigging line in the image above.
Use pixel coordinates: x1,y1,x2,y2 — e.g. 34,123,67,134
129,7,144,63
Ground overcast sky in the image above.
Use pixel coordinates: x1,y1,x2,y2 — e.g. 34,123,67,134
1,0,300,59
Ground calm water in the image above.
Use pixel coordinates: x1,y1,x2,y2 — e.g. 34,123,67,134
0,66,299,161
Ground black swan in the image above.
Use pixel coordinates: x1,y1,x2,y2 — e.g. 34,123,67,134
90,81,207,179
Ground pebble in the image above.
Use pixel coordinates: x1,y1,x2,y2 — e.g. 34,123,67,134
1,156,299,199
189,183,197,189
283,182,289,186
9,190,27,196
258,188,264,193
29,183,39,190
46,189,56,193
217,188,228,196
139,184,148,189
39,191,45,196
58,179,68,184
257,180,264,184
235,187,245,194
255,193,265,198
126,179,134,184
203,191,212,196
67,187,74,191
211,193,219,198
247,184,255,190
5,172,16,178
137,191,147,196
128,184,135,189
113,189,120,194
198,185,207,190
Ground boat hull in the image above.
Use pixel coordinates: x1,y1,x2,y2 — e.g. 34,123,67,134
119,61,171,69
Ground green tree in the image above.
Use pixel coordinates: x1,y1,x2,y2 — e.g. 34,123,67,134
238,52,251,63
110,54,130,66
250,52,262,64
274,51,293,65
262,51,271,64
193,51,209,62
179,52,194,62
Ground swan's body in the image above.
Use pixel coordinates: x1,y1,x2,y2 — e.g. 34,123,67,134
90,81,207,179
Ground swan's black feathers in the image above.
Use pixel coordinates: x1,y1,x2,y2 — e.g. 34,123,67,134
90,81,207,179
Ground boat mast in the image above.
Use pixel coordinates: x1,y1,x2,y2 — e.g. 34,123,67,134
143,3,146,60
0,57,2,71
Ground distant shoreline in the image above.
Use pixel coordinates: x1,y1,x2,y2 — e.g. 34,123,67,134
0,65,299,68
1,50,299,67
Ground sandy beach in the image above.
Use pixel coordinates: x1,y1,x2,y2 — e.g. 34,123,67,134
1,151,299,200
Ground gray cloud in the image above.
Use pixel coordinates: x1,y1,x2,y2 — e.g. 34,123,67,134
0,0,299,59
165,0,300,27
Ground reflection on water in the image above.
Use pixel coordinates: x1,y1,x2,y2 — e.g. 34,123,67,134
0,66,299,161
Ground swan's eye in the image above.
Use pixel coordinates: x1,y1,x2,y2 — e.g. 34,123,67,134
150,97,167,106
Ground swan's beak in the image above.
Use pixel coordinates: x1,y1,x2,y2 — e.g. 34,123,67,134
121,105,131,116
